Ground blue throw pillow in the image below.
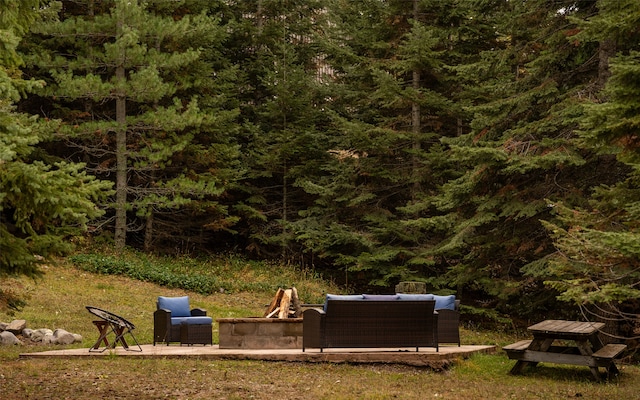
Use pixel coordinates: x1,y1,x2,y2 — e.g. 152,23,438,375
324,294,364,311
397,293,435,301
433,295,456,310
158,296,191,317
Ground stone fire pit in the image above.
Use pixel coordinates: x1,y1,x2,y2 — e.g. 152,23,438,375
216,317,303,349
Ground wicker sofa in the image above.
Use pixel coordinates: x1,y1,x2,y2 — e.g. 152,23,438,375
302,296,439,352
153,296,213,346
368,293,461,346
302,293,460,352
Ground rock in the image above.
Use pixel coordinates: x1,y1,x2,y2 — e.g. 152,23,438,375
0,321,81,346
31,328,53,342
6,319,27,334
42,333,54,345
53,329,76,345
0,331,22,345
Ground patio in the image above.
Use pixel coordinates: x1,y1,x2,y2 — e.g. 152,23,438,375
19,344,495,368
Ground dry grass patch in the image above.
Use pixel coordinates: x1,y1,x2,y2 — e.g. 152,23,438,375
1,357,639,399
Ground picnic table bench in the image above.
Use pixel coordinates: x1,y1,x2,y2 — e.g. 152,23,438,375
503,320,626,381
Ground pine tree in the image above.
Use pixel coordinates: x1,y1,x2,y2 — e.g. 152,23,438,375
285,0,473,288
1,0,110,277
22,0,239,252
423,0,620,317
540,0,640,321
219,0,331,259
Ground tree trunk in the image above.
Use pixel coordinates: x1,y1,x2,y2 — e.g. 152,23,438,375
114,13,127,252
256,0,263,33
598,38,616,89
412,68,421,197
411,0,421,197
282,161,288,259
144,208,154,252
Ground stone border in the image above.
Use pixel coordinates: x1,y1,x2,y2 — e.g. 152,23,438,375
0,319,82,346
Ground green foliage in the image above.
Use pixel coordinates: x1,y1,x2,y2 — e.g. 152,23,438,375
405,0,623,317
69,251,332,303
536,1,640,308
214,0,338,260
22,0,241,251
0,111,112,276
1,0,111,278
541,200,640,305
282,0,475,289
71,253,217,294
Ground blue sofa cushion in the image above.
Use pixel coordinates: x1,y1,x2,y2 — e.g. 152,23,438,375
324,294,364,311
433,295,456,310
362,294,399,300
323,293,456,311
170,316,213,326
158,296,191,317
397,293,435,301
326,294,365,301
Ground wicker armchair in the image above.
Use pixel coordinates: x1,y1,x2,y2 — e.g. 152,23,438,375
153,296,212,346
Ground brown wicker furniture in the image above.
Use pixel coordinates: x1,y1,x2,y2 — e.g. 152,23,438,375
302,299,438,352
392,293,460,347
435,299,461,346
153,296,212,346
394,293,461,346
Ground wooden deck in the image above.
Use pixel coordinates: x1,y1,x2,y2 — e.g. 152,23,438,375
19,344,496,368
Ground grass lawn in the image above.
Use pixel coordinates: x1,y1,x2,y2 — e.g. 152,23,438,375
1,256,638,399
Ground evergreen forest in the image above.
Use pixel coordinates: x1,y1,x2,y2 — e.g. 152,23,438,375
2,0,640,335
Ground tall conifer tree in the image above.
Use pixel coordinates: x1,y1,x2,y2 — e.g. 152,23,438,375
1,0,110,277
540,0,640,325
288,0,477,287
23,0,238,252
428,0,621,316
220,0,329,259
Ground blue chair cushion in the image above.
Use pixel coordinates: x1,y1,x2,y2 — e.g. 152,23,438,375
433,294,456,310
170,316,213,326
158,296,191,317
397,293,435,301
324,294,364,311
362,294,399,300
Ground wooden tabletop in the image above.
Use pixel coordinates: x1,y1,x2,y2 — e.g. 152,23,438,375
527,320,604,336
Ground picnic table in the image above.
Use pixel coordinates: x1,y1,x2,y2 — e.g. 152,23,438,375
503,319,626,380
